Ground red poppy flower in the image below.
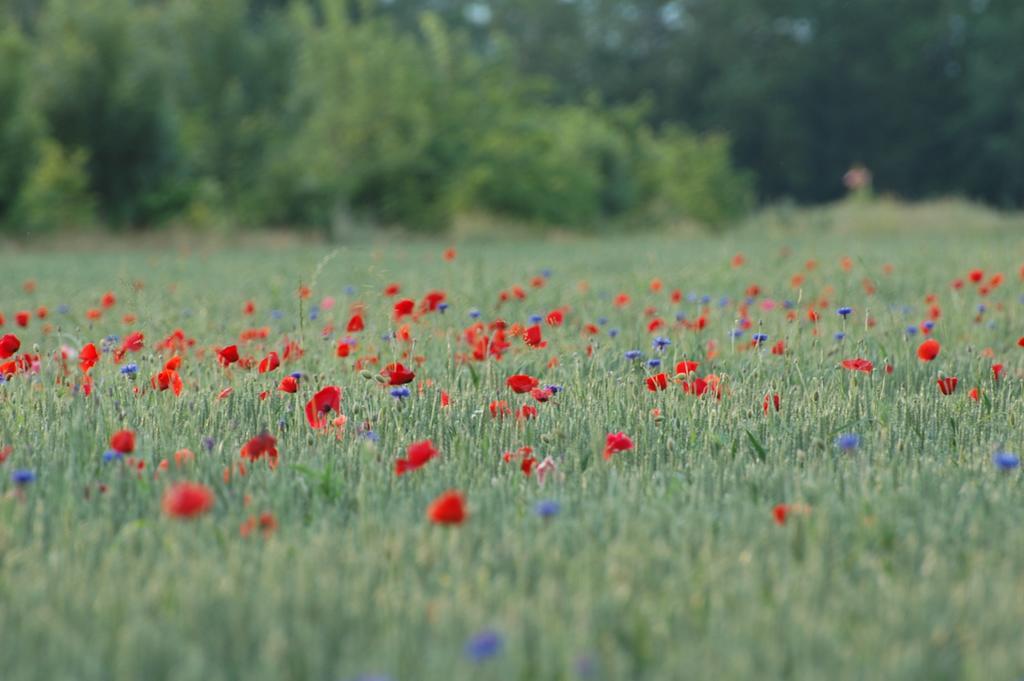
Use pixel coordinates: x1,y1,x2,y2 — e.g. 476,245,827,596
258,351,280,373
393,299,415,319
506,374,539,393
546,309,565,326
384,283,401,297
773,504,790,525
646,373,669,391
162,482,214,519
489,400,511,418
763,393,781,414
427,490,466,525
421,291,446,313
917,339,941,362
603,432,634,460
15,311,30,327
240,432,279,464
217,345,240,366
331,339,351,357
968,268,984,283
771,341,785,355
443,247,456,261
675,361,699,375
395,439,439,475
110,430,136,454
113,331,144,363
278,375,299,393
0,334,20,359
523,325,545,348
346,313,365,333
305,386,342,429
78,342,99,372
937,376,958,395
993,364,1004,381
382,363,415,385
151,368,183,396
517,404,538,420
530,387,553,403
841,358,874,373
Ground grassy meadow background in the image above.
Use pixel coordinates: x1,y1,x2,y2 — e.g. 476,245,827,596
3,203,1024,680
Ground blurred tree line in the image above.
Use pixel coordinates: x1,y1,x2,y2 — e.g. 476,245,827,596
0,0,752,234
2,0,1021,235
380,0,1023,208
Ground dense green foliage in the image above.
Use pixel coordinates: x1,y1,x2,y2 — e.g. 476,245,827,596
2,226,1024,680
0,0,753,234
379,0,1024,207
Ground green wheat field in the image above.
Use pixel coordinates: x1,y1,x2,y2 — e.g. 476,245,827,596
2,224,1024,681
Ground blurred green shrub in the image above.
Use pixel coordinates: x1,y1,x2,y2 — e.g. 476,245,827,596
13,139,96,234
0,0,753,234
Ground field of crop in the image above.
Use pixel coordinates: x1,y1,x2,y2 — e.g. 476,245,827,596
2,224,1024,681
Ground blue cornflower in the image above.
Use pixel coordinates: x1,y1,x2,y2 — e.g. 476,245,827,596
309,305,320,321
390,387,411,399
783,300,795,309
647,358,661,368
923,320,935,331
834,332,846,341
700,295,711,304
102,450,123,463
608,328,619,338
625,350,643,361
344,286,356,295
534,500,561,518
597,317,608,326
730,329,744,338
120,363,138,376
720,297,731,308
752,333,769,345
289,371,303,379
675,311,686,322
57,304,70,314
438,302,448,314
361,430,380,443
202,436,216,451
270,309,284,320
464,630,503,662
906,326,919,336
529,314,543,324
837,306,853,317
545,384,563,394
993,451,1020,471
469,308,481,319
381,333,393,342
11,469,35,485
836,433,860,450
977,304,987,313
652,336,671,351
686,292,698,303
100,335,120,352
541,268,553,278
